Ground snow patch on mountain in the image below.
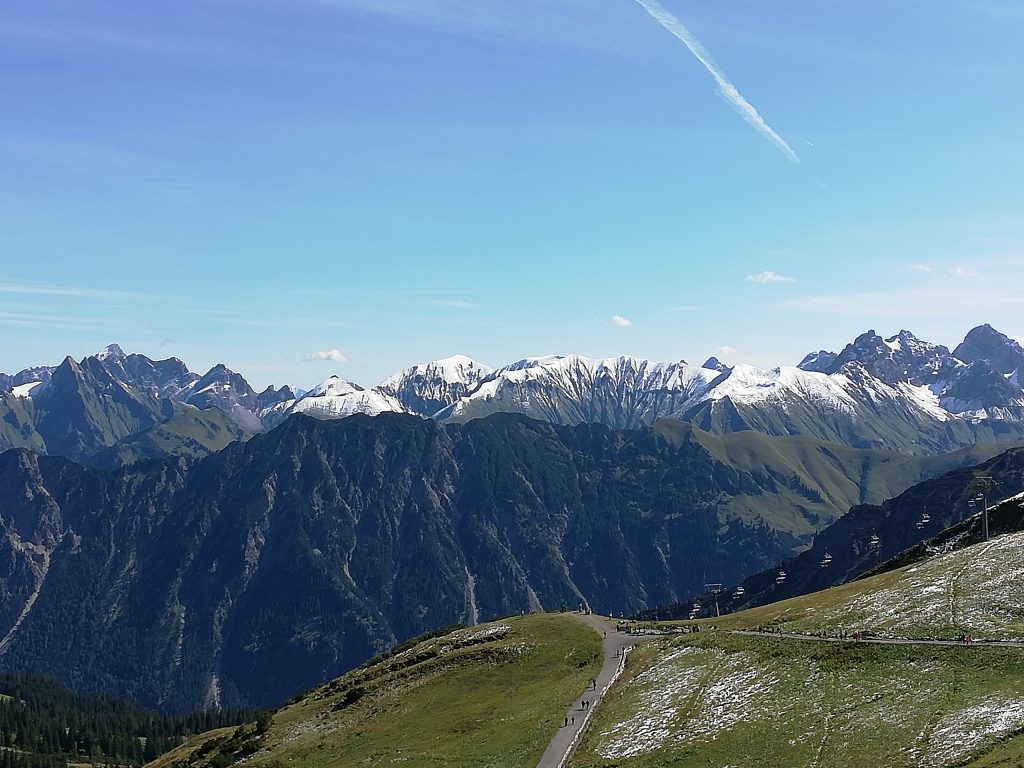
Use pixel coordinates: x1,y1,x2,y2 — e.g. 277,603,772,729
96,343,127,361
378,354,493,416
893,381,950,422
440,355,722,428
709,365,858,414
11,381,43,399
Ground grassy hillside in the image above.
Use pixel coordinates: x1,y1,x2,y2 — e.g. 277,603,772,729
571,530,1024,767
149,614,600,768
653,420,1008,541
694,528,1024,641
87,404,248,469
572,632,1024,768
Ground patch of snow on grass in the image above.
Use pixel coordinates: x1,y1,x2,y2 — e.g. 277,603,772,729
597,645,711,758
439,624,511,653
925,697,1024,766
684,655,778,741
787,531,1024,640
598,646,780,759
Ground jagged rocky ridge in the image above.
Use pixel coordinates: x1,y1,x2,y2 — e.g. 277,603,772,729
203,324,1024,455
0,412,994,712
5,325,1024,463
0,345,293,464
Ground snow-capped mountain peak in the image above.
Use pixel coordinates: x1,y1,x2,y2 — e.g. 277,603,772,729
377,354,493,417
96,343,127,360
807,328,957,387
289,375,405,420
701,356,732,373
308,375,365,399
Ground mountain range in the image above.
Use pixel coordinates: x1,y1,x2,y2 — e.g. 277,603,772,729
3,324,1024,713
0,411,1003,713
4,324,1024,465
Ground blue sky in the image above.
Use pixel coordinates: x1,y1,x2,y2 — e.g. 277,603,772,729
2,0,1022,389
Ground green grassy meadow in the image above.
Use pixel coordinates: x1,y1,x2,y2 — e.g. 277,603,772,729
151,614,600,768
571,631,1024,768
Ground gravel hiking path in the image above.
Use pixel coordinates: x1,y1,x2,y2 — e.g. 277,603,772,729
536,613,651,768
730,629,1024,648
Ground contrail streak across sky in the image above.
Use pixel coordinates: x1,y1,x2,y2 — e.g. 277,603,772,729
633,0,799,163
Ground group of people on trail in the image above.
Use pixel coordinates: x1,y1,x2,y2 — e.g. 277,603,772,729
560,675,601,728
960,634,976,645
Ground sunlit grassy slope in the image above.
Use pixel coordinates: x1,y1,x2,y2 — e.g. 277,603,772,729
571,530,1024,768
149,613,600,768
572,632,1024,768
689,528,1024,641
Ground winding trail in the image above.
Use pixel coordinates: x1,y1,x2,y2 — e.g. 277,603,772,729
729,629,1024,648
536,614,651,768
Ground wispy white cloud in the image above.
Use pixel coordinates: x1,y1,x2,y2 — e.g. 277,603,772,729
0,311,120,330
0,134,190,188
304,349,349,363
611,315,633,327
746,271,796,284
951,265,979,278
0,19,227,55
295,0,628,53
907,262,981,278
667,304,700,312
717,345,737,355
0,278,139,300
774,284,1018,317
632,0,799,163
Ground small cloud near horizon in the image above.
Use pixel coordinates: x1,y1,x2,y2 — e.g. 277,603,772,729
611,315,633,328
717,345,737,355
304,349,348,363
951,265,979,278
746,271,796,284
910,262,980,278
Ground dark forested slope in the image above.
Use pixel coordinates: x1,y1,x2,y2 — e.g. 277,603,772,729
0,413,995,712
